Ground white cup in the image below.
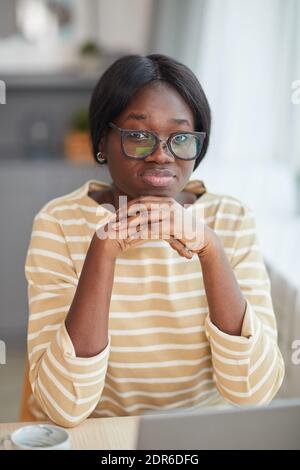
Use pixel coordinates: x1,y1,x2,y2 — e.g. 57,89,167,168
0,424,71,450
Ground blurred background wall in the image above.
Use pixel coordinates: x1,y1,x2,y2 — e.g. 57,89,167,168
0,0,299,421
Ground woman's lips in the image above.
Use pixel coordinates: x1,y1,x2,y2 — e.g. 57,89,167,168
141,175,175,187
140,169,176,187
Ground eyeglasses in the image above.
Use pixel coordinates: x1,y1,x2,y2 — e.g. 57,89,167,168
108,122,206,161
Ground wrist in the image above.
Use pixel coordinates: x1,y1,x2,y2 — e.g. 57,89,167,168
91,233,118,262
197,227,221,260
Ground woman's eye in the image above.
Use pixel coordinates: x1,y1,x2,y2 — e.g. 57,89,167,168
128,131,149,140
173,134,188,144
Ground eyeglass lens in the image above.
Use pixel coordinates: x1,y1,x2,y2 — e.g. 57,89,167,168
123,131,202,159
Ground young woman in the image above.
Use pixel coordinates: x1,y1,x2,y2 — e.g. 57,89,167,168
25,54,284,427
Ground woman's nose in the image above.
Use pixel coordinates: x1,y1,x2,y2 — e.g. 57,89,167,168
144,140,174,163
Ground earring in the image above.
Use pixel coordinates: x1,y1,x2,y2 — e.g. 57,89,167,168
96,151,107,164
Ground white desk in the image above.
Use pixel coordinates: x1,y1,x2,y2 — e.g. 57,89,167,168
0,416,139,450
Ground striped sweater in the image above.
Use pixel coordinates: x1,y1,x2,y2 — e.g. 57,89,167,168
25,178,284,427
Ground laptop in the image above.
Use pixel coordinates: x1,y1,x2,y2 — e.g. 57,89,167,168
136,398,300,450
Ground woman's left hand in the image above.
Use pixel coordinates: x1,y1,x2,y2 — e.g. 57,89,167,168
111,195,215,259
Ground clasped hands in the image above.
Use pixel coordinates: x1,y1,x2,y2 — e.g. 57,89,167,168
97,195,215,259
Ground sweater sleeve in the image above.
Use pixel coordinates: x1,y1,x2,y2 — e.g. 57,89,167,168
204,203,285,405
25,210,110,427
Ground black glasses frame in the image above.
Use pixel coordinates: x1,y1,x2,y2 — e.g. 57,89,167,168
108,122,206,161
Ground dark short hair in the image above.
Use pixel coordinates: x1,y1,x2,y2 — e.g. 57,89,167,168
89,54,211,171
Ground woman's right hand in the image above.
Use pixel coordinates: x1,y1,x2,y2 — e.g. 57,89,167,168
94,210,147,259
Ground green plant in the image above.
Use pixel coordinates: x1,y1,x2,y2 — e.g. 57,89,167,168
70,109,89,132
79,40,101,57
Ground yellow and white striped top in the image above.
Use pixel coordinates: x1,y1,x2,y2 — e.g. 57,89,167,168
25,179,284,427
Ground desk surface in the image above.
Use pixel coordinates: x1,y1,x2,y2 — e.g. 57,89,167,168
0,416,140,450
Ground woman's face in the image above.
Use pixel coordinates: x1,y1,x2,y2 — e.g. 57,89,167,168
101,81,196,201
